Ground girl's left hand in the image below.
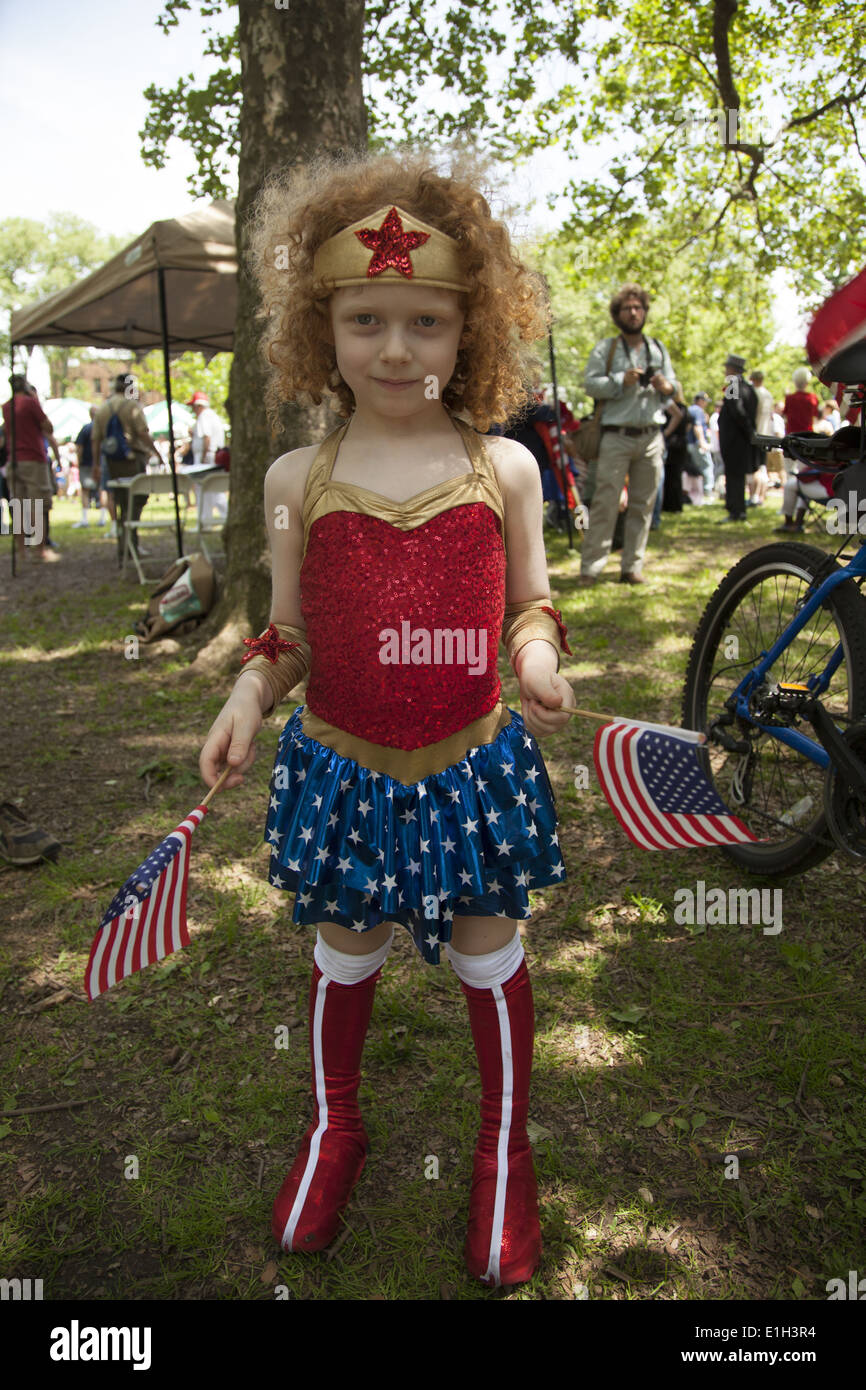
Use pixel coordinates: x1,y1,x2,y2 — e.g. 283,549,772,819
519,669,576,739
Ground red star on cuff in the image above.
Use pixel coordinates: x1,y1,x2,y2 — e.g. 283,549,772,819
241,623,299,665
355,207,430,279
541,606,573,656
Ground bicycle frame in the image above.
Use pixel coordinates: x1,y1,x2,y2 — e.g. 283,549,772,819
726,538,866,767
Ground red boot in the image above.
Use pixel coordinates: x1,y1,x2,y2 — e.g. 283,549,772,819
272,958,381,1252
459,957,541,1286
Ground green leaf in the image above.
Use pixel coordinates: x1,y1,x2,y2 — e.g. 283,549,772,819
690,1113,708,1132
638,1111,663,1127
202,1107,220,1125
610,1005,648,1024
527,1121,554,1145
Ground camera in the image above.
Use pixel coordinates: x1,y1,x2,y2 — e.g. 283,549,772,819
638,365,655,388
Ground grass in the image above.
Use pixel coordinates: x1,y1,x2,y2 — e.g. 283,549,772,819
0,490,864,1301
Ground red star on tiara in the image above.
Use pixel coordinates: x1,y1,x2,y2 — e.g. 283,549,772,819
355,207,430,279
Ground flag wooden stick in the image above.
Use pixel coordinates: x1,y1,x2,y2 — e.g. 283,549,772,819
200,764,234,808
559,705,620,724
555,706,707,744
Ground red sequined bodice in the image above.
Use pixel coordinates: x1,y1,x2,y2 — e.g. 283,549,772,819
300,437,506,750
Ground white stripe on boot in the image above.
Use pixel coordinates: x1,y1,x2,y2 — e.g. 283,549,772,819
280,929,393,1250
484,982,513,1284
446,932,521,1284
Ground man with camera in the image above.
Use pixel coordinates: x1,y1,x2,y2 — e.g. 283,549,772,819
579,283,676,585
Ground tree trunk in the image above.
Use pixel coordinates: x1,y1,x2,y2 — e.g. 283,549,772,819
193,0,367,674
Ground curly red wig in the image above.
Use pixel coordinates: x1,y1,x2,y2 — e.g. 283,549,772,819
248,149,550,433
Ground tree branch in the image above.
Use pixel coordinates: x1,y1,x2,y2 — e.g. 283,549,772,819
673,195,735,259
782,81,866,134
639,37,721,96
712,0,741,113
846,104,866,170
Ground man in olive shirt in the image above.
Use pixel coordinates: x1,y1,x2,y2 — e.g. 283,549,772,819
580,284,676,585
91,374,160,560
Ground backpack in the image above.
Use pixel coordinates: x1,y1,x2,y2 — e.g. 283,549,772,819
133,552,216,643
102,404,130,460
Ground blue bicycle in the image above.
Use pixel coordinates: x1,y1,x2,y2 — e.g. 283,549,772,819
682,403,866,875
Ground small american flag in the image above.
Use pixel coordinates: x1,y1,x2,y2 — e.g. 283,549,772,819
593,722,758,851
85,805,208,999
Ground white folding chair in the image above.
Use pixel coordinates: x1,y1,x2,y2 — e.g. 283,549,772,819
109,473,183,583
193,472,230,563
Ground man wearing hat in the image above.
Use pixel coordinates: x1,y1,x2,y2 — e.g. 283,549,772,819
1,375,58,563
187,391,226,526
187,391,225,470
718,354,759,522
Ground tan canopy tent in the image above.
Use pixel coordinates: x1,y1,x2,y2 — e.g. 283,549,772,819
10,200,236,354
8,200,236,573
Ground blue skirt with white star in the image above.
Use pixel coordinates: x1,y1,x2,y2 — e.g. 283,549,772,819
263,706,566,964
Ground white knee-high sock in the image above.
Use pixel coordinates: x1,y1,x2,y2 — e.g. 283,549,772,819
445,929,524,988
314,928,394,985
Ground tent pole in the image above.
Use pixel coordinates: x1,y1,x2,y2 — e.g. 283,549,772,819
157,265,184,558
8,342,18,578
547,322,575,550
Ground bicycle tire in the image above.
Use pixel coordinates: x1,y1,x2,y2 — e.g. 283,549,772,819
682,542,866,875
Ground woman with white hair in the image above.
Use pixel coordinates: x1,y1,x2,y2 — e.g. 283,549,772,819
776,368,830,531
783,368,821,434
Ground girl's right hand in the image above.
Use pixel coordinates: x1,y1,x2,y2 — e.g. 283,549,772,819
199,675,269,789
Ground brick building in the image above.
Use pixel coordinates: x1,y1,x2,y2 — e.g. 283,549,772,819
62,358,162,405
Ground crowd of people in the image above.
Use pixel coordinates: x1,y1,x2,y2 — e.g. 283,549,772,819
0,374,229,563
1,307,853,586
511,284,854,584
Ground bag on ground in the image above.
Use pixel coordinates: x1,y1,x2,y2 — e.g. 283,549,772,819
134,552,216,643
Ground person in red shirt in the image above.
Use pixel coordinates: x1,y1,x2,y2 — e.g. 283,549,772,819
783,368,821,434
1,376,58,563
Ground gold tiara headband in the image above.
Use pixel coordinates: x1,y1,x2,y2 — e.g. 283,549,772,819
312,205,472,294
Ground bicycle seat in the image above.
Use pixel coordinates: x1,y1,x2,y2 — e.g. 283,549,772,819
784,430,861,465
823,338,866,385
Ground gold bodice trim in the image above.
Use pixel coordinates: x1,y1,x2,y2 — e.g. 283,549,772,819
301,416,506,558
300,701,512,783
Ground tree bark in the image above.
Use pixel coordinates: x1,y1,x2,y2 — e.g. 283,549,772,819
193,0,367,674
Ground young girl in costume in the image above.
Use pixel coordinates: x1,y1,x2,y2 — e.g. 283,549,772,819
199,152,576,1288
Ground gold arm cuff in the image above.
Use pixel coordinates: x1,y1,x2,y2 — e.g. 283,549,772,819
240,623,311,714
501,602,564,672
